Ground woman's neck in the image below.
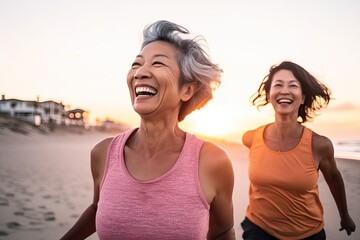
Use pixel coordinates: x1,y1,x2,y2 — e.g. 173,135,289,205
265,121,304,152
127,124,186,156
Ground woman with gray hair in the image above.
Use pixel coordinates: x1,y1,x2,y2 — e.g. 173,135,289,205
61,20,235,240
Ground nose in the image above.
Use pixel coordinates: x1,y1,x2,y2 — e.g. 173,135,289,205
134,65,150,80
279,86,290,95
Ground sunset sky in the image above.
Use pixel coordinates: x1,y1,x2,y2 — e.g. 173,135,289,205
1,0,359,142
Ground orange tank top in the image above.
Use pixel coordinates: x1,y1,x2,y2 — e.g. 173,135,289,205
245,125,324,239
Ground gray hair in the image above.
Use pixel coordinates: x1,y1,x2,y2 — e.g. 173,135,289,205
142,20,223,121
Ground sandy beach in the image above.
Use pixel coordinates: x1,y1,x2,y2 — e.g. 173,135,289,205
0,124,359,239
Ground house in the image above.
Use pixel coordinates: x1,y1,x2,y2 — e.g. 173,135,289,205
66,108,88,127
0,95,43,125
0,95,88,127
39,100,67,125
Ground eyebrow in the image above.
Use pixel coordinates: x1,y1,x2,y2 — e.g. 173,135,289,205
135,54,170,59
273,79,299,83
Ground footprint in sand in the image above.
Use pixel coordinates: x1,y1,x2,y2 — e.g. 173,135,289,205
5,193,15,198
29,221,42,226
0,197,9,206
0,230,9,236
22,206,35,211
7,222,21,229
38,205,47,209
14,211,25,216
42,194,52,199
43,211,56,221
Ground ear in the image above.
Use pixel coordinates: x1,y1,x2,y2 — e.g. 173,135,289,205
302,94,305,104
181,83,196,102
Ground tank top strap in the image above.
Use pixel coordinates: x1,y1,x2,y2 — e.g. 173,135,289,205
252,125,267,149
298,126,313,153
184,133,204,161
100,128,137,189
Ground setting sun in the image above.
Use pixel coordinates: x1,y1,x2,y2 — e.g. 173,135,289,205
181,102,239,138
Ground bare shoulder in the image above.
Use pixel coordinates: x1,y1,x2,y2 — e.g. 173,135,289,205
200,141,232,168
199,141,234,192
312,131,334,153
91,137,113,159
90,137,114,205
91,137,114,181
242,129,255,148
312,131,336,170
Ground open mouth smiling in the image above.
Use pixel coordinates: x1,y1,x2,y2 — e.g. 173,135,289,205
135,86,158,97
277,98,293,104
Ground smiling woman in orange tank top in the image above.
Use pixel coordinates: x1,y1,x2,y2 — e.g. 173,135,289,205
241,61,356,240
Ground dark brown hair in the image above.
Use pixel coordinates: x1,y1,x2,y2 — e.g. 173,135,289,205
251,61,331,123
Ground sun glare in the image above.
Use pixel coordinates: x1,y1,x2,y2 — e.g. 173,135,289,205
182,104,239,139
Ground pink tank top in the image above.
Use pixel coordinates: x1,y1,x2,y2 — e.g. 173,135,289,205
96,129,210,240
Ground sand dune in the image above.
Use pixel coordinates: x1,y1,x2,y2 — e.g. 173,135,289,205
0,124,358,239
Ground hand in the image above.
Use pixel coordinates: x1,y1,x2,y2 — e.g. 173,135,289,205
339,215,356,236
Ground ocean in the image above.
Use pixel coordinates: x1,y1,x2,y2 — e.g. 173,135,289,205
334,139,360,160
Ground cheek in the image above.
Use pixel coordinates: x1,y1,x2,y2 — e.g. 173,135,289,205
267,91,276,101
126,70,133,85
126,72,135,99
127,70,137,89
164,71,179,84
162,75,180,94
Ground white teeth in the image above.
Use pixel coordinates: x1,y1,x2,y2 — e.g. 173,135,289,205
278,99,292,103
135,86,157,95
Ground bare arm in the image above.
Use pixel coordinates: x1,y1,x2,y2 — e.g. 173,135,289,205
60,204,97,240
200,142,235,240
313,134,356,236
60,137,112,240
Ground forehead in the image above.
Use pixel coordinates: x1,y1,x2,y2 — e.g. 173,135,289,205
272,69,299,82
139,40,177,58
